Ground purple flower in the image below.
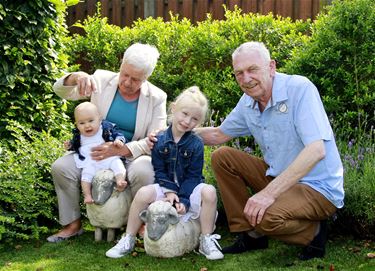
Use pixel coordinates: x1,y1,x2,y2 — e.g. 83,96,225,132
243,147,253,154
348,139,354,149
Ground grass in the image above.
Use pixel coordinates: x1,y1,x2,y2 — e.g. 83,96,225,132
1,222,374,271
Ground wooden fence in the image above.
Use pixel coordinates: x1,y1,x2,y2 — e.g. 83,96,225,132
67,0,331,31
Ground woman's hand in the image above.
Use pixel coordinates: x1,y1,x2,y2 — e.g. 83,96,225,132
91,142,128,160
76,72,97,97
113,139,124,148
64,71,97,97
146,129,162,150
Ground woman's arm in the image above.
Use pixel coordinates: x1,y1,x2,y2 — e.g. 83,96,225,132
53,71,97,100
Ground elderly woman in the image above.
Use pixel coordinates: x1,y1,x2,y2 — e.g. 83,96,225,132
47,43,167,242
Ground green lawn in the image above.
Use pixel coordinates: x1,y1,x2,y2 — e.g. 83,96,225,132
1,223,374,271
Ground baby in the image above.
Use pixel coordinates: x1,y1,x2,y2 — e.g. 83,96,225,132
67,102,127,204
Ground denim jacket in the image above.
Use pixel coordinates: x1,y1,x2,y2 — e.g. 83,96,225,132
151,125,205,210
69,119,127,161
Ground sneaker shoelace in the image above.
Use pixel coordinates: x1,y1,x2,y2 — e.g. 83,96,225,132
115,235,134,251
204,234,222,252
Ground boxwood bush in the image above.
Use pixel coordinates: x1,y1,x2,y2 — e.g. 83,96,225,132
66,6,310,118
283,0,375,137
0,0,76,244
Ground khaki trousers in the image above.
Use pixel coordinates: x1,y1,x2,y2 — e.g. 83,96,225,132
211,146,337,246
51,153,154,226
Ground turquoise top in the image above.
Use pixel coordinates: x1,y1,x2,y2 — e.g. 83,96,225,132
107,90,138,141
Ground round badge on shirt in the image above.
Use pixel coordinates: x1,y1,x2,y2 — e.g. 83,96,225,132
278,102,288,113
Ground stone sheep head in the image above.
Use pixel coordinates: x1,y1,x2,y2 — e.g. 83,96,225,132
139,201,179,241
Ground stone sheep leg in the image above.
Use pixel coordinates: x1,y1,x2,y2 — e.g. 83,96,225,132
86,169,132,242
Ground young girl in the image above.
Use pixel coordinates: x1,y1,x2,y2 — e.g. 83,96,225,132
68,102,127,204
105,86,223,260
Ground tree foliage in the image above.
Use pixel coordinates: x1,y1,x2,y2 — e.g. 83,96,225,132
0,0,72,139
283,0,375,136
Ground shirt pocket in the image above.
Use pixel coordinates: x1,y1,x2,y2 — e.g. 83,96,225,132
179,149,193,168
271,118,299,153
158,146,172,163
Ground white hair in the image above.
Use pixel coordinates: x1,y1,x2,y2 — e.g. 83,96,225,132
232,41,271,62
121,43,160,79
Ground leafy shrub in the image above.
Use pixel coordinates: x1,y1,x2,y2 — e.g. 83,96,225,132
65,6,310,118
0,121,68,244
0,0,72,139
334,129,375,239
283,0,375,136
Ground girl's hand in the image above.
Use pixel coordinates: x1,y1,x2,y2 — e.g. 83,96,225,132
164,193,186,215
174,202,186,215
165,192,179,205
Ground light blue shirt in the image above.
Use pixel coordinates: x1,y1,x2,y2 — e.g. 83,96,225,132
220,72,344,208
107,90,138,141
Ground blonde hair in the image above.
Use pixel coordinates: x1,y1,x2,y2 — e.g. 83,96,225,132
169,86,209,126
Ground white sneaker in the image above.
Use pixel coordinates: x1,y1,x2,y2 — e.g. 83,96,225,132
105,234,135,258
199,234,224,260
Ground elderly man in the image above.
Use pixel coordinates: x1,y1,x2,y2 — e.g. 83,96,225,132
196,41,344,260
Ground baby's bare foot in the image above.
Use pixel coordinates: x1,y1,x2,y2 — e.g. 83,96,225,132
116,180,127,192
84,196,94,204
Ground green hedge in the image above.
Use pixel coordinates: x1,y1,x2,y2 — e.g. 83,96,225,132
0,0,76,244
0,0,72,139
283,0,375,136
66,6,310,118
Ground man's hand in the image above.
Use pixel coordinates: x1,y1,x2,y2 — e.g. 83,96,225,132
243,191,275,226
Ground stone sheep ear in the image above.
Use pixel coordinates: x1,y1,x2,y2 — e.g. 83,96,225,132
139,209,148,223
168,208,179,225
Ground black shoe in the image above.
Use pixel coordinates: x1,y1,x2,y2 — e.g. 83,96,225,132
298,220,328,261
222,232,268,254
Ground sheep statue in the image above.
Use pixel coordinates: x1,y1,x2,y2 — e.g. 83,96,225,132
86,169,132,242
139,200,201,258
